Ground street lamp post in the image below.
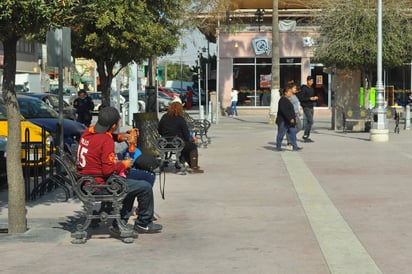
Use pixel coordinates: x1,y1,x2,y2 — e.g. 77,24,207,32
255,9,265,32
197,51,203,118
370,0,389,142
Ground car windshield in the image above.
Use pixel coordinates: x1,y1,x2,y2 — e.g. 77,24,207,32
0,103,7,120
44,95,69,108
18,99,59,119
89,92,102,100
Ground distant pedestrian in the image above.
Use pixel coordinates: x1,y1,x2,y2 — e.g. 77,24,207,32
185,88,193,110
298,76,317,143
229,88,238,117
286,81,302,149
73,89,94,127
276,85,302,151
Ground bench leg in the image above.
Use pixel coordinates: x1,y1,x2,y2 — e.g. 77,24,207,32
71,200,135,244
71,231,88,244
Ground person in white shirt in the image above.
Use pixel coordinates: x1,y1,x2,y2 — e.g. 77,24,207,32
230,88,239,117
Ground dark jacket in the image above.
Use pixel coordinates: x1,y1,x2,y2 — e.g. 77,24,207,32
158,114,191,142
276,96,296,126
298,84,316,109
73,96,94,114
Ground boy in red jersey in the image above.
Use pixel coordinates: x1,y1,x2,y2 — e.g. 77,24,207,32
77,106,162,234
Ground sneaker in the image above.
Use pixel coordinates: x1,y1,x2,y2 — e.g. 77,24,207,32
110,219,138,238
134,222,163,234
293,147,303,151
303,138,314,143
286,144,293,150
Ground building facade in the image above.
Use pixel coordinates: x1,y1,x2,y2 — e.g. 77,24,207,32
208,0,412,114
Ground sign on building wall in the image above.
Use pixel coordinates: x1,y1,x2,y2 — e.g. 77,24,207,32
252,37,271,56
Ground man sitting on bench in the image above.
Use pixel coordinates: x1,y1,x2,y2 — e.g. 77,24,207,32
77,106,162,234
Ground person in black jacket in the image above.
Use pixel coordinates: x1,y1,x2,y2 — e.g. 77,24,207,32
298,76,318,142
73,89,94,127
158,99,204,173
276,84,302,151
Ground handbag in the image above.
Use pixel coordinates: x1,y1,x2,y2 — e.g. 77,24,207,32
134,153,160,172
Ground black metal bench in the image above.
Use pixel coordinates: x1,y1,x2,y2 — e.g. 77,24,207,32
183,112,211,147
155,136,186,173
71,173,135,244
134,112,186,174
33,146,135,244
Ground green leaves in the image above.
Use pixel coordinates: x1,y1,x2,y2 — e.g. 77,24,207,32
314,0,412,72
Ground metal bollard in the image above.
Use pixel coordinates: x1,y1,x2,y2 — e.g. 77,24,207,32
405,105,411,130
207,101,212,121
199,105,205,120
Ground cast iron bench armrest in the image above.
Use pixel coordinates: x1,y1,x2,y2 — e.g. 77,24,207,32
184,112,211,147
70,173,135,244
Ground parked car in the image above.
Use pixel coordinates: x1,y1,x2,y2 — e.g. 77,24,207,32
163,87,181,97
87,91,126,114
158,86,179,99
87,91,102,114
16,94,87,145
50,85,77,105
157,91,173,111
23,92,77,120
192,89,207,105
121,90,146,112
0,100,53,169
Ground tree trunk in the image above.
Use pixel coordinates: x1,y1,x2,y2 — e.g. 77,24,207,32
269,0,280,124
96,59,114,109
147,56,157,87
3,36,27,233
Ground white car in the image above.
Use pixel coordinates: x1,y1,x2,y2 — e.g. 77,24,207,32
87,92,102,114
87,91,126,114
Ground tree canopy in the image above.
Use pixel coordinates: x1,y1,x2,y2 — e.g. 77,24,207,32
70,0,193,106
313,0,412,81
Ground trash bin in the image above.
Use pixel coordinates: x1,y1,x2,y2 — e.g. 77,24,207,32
145,86,156,113
133,112,159,155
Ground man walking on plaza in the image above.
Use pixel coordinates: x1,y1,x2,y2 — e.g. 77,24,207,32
298,76,318,143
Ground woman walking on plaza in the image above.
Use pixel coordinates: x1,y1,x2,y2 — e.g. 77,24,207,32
275,84,302,151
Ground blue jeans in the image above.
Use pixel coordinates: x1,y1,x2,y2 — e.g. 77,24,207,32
121,178,154,227
230,101,238,116
286,116,301,144
127,168,155,187
276,121,298,149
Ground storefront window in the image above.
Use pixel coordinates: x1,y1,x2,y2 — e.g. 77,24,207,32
233,58,302,107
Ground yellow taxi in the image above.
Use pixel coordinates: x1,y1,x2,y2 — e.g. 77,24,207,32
0,101,53,166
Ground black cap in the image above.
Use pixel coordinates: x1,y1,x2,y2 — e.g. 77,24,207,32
307,75,315,81
94,106,120,133
78,89,87,96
